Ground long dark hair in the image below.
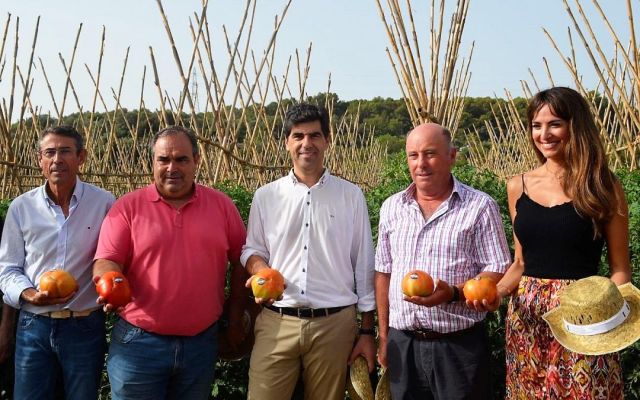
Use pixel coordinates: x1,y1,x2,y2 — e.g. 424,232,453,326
527,87,618,237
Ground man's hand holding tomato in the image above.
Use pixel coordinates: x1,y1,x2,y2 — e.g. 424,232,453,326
20,287,76,306
92,259,131,313
244,258,286,306
463,274,503,312
403,279,456,307
94,270,131,314
20,269,78,306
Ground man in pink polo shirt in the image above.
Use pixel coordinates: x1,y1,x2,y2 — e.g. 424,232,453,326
93,126,246,400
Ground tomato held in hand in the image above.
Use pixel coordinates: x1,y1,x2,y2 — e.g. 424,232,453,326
96,271,132,308
463,276,497,303
39,269,78,298
402,270,434,297
251,268,285,300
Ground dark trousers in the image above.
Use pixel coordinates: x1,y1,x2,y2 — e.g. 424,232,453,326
387,324,490,400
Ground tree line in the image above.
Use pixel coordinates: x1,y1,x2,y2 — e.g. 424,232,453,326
14,94,529,155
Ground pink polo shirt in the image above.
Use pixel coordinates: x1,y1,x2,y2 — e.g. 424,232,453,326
95,184,246,336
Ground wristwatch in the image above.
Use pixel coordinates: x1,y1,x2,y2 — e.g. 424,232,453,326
358,328,376,336
448,285,460,303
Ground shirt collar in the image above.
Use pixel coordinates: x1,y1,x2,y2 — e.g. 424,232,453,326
288,168,331,188
145,183,200,203
401,175,465,205
41,176,84,207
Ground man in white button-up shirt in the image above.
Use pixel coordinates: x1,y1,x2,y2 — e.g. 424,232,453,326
241,103,376,400
0,126,115,400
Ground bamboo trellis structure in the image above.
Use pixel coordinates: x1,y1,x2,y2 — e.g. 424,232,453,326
374,0,473,136
0,0,387,199
465,0,639,177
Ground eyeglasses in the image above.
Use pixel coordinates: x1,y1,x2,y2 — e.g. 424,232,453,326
38,147,77,159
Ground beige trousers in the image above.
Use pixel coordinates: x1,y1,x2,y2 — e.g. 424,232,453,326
248,306,357,400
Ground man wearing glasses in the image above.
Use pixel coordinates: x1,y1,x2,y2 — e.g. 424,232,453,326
0,126,115,400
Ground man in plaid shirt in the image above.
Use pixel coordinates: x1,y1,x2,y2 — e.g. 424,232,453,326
375,122,510,399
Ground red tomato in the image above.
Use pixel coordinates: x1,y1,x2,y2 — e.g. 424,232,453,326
96,271,132,308
251,268,285,300
402,270,434,297
463,276,497,303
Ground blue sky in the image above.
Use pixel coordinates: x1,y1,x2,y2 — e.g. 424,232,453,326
0,0,631,114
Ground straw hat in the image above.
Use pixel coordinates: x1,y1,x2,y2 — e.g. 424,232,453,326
542,276,640,355
347,356,374,400
375,368,391,400
346,359,392,400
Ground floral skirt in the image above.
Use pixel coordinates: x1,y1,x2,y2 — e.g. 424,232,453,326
505,276,623,400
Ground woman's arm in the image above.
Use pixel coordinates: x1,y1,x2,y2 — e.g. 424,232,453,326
605,180,631,285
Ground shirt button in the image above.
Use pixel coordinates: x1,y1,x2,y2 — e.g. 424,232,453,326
307,191,310,195
301,290,305,294
302,268,305,272
305,223,309,227
304,246,307,250
307,202,310,205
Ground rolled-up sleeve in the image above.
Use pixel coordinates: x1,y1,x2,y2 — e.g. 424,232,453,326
375,199,393,274
0,203,34,308
94,201,133,268
240,191,270,268
473,199,511,274
351,190,375,312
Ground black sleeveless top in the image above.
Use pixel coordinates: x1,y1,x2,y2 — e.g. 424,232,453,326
513,176,604,279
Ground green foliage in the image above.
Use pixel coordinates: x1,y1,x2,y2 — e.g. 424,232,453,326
0,199,10,220
215,181,254,224
375,134,406,154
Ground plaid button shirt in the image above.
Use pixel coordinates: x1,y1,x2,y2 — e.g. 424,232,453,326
375,178,511,332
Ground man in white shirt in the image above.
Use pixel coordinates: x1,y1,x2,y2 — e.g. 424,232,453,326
241,103,376,400
0,126,115,400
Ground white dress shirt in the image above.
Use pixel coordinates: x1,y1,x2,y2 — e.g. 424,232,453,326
0,178,115,313
241,170,375,312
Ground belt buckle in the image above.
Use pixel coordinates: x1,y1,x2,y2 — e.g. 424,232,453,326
48,310,72,319
415,328,435,340
297,308,311,318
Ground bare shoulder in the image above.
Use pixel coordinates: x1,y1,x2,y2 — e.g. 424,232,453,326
506,172,526,198
611,176,628,211
506,175,522,194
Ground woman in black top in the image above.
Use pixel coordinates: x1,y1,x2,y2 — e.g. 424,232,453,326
485,87,631,398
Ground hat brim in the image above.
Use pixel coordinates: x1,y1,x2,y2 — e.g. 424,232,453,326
348,356,374,400
375,368,391,400
543,283,640,355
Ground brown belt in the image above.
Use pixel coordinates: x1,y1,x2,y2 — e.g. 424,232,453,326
46,309,95,319
404,322,482,340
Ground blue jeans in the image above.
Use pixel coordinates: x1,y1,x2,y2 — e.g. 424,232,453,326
107,318,218,400
14,309,106,400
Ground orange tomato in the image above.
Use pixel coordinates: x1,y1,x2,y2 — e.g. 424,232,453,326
401,270,434,297
39,269,78,298
463,276,497,303
251,268,285,300
96,271,132,308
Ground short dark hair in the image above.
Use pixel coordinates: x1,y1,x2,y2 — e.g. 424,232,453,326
40,126,84,153
283,103,330,138
152,126,199,156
